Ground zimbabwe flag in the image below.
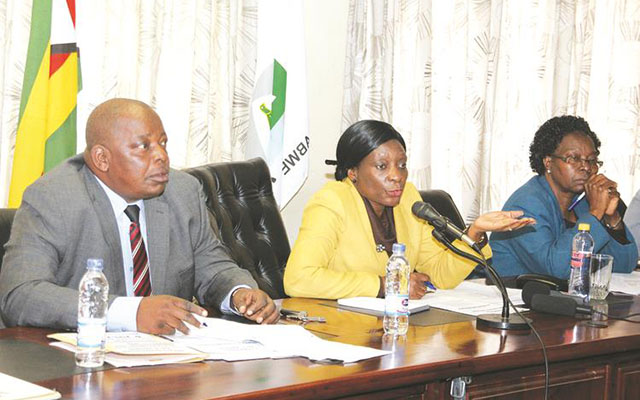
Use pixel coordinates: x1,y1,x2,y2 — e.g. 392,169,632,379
8,0,80,207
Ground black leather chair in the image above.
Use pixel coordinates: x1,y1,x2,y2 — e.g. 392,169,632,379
184,158,289,299
0,159,288,303
0,208,17,275
418,189,466,234
419,189,486,279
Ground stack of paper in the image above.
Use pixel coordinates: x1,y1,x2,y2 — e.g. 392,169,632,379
0,372,60,400
418,281,523,316
48,332,206,367
338,281,524,317
49,319,389,366
610,271,640,295
165,316,390,364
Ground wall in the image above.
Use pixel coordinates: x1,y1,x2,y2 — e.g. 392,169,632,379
280,0,349,244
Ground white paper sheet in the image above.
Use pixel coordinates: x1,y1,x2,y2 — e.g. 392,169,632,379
48,331,203,355
337,281,523,317
610,271,640,295
0,372,60,400
165,317,390,363
337,297,430,314
49,342,203,368
418,281,524,316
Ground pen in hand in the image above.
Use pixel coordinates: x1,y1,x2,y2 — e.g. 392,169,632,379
425,281,437,291
568,192,585,211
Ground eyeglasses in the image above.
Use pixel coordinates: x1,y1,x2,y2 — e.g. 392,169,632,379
550,154,603,168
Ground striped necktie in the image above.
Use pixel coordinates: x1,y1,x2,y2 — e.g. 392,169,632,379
124,205,152,297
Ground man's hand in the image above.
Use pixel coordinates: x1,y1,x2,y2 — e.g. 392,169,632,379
232,288,279,324
137,295,208,335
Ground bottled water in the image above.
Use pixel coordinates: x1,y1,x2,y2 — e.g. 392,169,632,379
568,223,593,299
76,258,109,368
384,243,410,335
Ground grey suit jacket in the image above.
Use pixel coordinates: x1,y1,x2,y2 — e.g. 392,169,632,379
0,155,257,329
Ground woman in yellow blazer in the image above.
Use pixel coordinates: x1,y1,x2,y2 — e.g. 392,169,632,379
283,120,534,300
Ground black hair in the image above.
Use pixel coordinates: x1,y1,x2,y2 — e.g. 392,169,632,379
334,120,406,180
529,115,601,175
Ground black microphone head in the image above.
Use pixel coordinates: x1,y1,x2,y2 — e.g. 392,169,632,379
411,201,429,217
412,201,445,227
531,294,577,317
522,281,552,308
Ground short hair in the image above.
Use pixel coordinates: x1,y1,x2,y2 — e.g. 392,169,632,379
529,115,601,175
334,120,406,181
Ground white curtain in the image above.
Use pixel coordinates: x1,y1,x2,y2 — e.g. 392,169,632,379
342,0,640,222
0,0,258,205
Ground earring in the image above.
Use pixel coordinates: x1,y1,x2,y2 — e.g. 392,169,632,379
351,178,357,183
546,169,551,174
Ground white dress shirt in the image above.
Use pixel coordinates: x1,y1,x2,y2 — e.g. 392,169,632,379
94,176,242,331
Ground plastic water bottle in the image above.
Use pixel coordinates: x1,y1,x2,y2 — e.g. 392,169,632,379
384,243,410,335
76,258,109,368
568,223,593,299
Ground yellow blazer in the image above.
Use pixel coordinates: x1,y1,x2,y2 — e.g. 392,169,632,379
283,180,492,299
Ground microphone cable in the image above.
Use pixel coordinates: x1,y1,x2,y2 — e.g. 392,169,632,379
431,232,550,400
593,311,640,323
474,252,549,400
524,282,640,324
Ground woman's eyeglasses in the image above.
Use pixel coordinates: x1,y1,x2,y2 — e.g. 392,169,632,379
550,154,603,168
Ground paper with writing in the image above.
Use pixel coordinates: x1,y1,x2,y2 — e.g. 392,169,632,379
165,316,389,363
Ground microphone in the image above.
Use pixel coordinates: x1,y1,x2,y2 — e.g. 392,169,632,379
531,294,593,317
417,205,531,330
521,281,588,308
411,201,480,253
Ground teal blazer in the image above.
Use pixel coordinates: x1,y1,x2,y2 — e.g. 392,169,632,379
490,175,637,278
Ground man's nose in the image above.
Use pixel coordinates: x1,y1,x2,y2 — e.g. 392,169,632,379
153,145,169,164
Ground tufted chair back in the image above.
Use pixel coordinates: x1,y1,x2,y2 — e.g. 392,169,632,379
184,158,289,299
419,189,466,234
0,208,17,275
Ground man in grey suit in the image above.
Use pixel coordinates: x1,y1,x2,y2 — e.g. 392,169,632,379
0,98,279,334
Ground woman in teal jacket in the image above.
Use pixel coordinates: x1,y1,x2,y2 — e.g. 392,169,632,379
491,116,638,278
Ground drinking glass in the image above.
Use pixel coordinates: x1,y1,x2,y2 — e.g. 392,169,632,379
589,254,613,300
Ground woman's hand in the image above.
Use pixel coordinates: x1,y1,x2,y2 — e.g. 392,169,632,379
409,272,431,299
380,272,431,299
585,173,619,220
467,211,536,241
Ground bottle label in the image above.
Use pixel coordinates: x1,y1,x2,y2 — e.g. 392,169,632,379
385,294,409,316
570,251,591,269
77,318,107,349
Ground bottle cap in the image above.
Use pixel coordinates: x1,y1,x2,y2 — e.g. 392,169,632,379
392,243,406,253
87,258,104,270
578,223,591,231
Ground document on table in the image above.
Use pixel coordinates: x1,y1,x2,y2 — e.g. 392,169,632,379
337,297,431,315
164,316,390,364
337,281,523,317
610,271,640,295
48,332,206,367
0,371,60,400
338,281,524,316
419,281,524,316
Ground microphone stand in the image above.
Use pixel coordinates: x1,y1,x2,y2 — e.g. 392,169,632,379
431,229,530,330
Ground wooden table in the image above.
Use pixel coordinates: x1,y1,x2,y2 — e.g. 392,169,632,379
1,296,640,399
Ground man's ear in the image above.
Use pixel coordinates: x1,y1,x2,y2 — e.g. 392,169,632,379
90,145,110,172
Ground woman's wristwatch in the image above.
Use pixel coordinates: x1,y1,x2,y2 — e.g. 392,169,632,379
604,216,623,230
